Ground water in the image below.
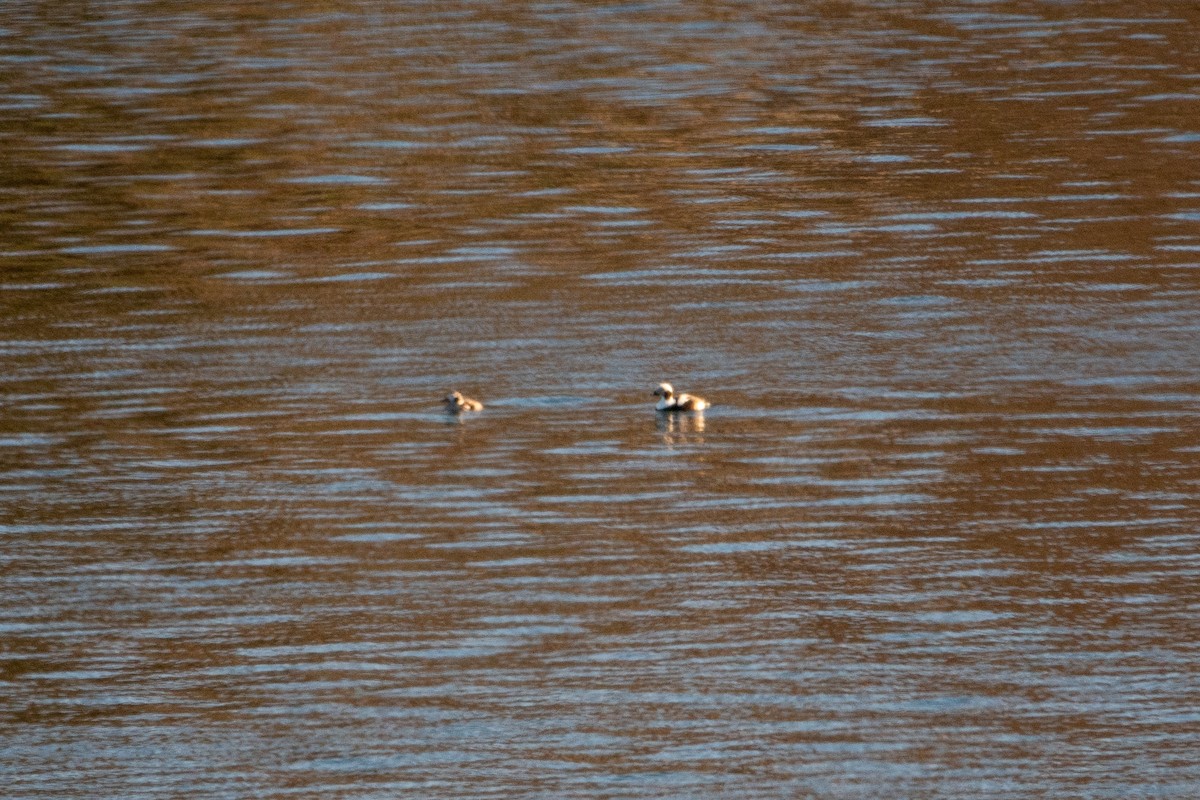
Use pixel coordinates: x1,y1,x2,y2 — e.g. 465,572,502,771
3,2,1200,797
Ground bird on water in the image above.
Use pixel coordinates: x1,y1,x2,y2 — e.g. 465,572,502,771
653,382,709,412
443,391,484,413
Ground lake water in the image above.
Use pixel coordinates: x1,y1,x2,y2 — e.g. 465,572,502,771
2,2,1199,797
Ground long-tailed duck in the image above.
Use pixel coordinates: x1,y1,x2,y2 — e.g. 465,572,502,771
653,382,709,412
443,391,484,413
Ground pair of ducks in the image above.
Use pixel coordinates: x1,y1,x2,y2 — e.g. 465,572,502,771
442,382,710,414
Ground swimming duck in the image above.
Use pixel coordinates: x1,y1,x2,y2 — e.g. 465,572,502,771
653,382,709,412
443,391,484,413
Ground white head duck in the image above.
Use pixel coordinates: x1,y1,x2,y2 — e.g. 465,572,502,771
653,382,708,412
443,391,484,413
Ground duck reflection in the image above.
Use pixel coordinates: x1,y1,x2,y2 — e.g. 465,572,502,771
657,409,705,445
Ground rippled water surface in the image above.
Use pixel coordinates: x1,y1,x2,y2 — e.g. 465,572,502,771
3,1,1200,797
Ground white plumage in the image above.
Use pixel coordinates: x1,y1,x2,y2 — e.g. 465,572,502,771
443,391,484,413
653,382,708,412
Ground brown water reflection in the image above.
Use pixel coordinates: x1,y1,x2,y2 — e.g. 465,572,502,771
3,1,1200,797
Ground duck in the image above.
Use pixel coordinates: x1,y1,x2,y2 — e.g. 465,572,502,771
653,382,709,412
442,391,484,413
